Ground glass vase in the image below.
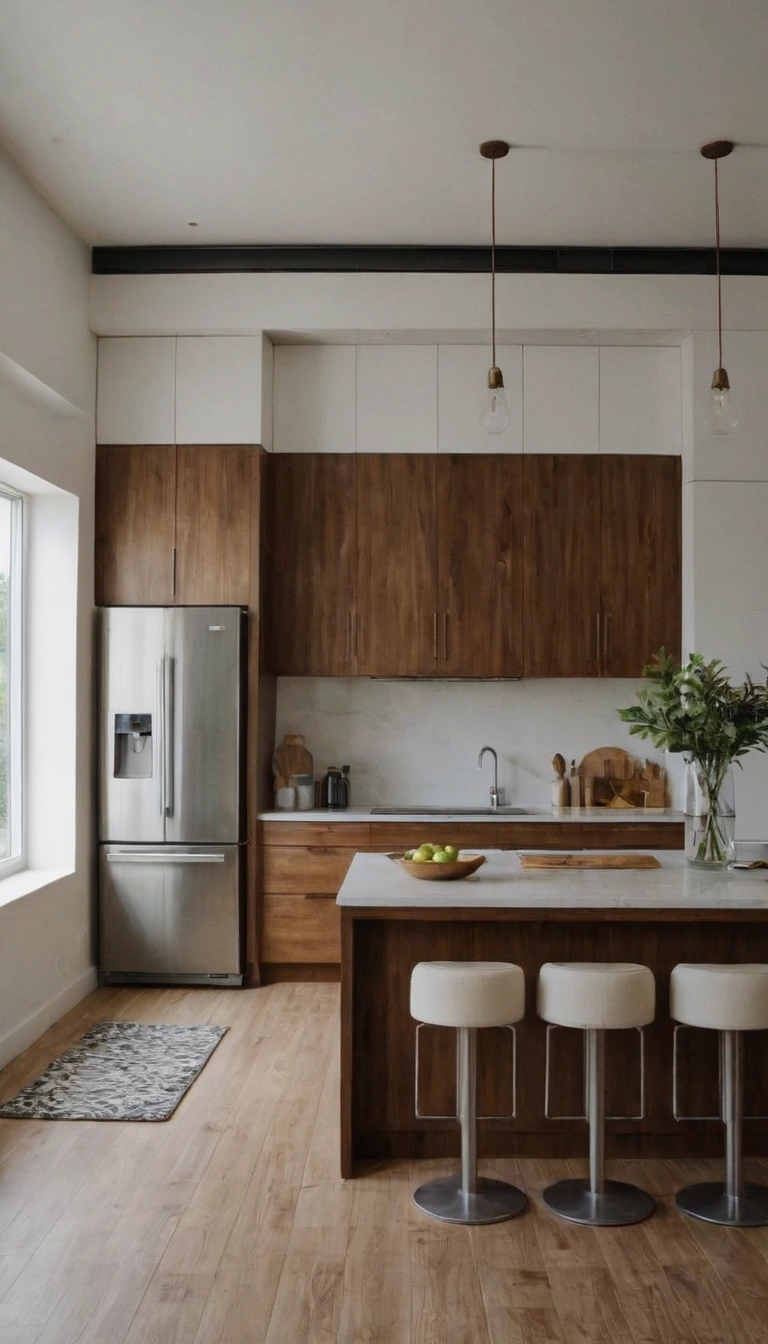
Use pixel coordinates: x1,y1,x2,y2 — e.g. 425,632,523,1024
684,759,735,869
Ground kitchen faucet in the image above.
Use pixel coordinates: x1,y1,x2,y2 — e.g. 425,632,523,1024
477,745,500,809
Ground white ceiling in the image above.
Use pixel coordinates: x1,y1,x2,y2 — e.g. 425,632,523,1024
1,0,768,249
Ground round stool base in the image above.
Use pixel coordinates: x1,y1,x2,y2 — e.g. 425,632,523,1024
676,1181,768,1227
412,1174,527,1225
542,1178,656,1227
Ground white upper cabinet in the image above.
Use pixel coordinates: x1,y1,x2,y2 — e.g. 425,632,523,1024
437,345,523,454
175,337,263,443
523,346,598,454
97,337,176,444
273,345,356,453
357,346,437,454
599,347,681,455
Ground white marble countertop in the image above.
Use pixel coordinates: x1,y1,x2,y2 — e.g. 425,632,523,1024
336,850,768,910
259,807,683,824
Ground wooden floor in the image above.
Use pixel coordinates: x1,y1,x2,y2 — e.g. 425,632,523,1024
2,986,768,1343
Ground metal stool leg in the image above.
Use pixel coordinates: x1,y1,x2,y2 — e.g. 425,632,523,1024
543,1029,656,1226
676,1030,768,1226
412,1027,527,1225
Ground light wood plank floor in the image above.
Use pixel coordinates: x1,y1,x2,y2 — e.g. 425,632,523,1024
2,984,768,1343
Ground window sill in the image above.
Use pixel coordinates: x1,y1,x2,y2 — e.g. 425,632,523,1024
0,868,72,910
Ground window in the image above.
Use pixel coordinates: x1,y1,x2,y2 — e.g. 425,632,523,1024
0,487,23,868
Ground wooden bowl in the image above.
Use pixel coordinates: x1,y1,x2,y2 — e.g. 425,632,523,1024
389,853,486,881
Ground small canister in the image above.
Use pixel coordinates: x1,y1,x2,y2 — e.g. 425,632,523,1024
291,773,315,811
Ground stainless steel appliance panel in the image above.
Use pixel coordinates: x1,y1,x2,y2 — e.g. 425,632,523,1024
164,607,243,844
99,607,165,843
99,844,242,982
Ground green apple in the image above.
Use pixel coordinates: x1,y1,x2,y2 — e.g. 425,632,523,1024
432,850,451,863
412,846,432,862
404,849,415,860
443,845,458,861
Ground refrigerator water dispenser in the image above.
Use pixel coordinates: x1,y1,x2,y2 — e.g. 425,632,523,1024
114,712,153,779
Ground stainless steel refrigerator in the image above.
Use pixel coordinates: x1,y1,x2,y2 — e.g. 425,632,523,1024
98,606,246,986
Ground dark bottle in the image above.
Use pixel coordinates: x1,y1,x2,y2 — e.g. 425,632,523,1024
320,766,350,810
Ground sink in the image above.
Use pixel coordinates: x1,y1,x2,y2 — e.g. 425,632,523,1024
370,806,532,816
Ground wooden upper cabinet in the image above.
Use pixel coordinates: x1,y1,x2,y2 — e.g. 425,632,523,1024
174,446,254,605
267,454,357,675
600,455,681,675
437,455,523,677
523,455,602,677
95,445,176,605
356,455,438,676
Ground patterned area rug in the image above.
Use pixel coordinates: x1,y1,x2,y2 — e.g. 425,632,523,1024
0,1021,228,1122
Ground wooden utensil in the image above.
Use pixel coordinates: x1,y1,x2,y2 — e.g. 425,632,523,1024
273,733,314,780
520,852,661,870
552,754,566,779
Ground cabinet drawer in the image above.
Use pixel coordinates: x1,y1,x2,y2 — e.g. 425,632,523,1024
261,894,340,963
261,822,370,848
368,823,495,851
583,823,684,850
496,824,582,850
262,845,356,893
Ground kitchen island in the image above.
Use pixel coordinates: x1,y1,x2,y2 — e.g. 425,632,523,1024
338,850,768,1177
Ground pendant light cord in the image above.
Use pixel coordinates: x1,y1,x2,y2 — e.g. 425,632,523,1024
715,155,723,371
491,155,497,369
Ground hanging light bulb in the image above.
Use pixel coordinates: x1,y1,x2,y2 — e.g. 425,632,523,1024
480,140,510,434
701,140,738,435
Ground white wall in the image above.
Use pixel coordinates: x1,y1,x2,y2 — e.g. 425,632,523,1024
0,147,96,1069
275,677,678,809
684,330,768,839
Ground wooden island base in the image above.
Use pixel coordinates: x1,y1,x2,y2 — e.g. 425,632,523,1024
340,906,768,1178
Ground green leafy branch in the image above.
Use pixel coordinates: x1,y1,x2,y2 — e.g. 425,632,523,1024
617,649,768,770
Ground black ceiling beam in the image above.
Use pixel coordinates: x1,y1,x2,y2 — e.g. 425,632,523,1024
91,244,768,276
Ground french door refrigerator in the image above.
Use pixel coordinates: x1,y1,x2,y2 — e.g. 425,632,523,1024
98,606,246,986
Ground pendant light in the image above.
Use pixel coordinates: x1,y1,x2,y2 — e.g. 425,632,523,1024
701,140,738,435
480,140,511,434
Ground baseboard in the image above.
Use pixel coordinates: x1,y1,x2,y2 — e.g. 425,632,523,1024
0,966,98,1071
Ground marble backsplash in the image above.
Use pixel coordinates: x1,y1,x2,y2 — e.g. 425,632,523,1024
274,677,683,811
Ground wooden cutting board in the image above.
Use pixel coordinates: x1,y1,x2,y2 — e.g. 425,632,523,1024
520,852,661,870
577,746,636,780
273,734,314,780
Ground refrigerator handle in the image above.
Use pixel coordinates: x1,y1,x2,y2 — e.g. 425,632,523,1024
163,655,175,818
105,852,226,864
157,657,166,817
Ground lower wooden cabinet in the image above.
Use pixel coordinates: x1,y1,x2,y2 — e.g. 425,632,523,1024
258,819,685,977
261,894,340,963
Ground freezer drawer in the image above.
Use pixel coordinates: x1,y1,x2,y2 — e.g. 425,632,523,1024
99,844,242,985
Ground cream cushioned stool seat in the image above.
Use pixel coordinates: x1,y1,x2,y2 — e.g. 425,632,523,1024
537,961,656,1227
410,961,525,1030
670,963,768,1227
538,962,655,1031
409,961,527,1226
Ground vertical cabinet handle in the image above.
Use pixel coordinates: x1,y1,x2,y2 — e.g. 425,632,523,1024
443,612,449,662
433,611,438,661
604,612,612,673
171,546,177,599
347,611,353,665
595,611,602,676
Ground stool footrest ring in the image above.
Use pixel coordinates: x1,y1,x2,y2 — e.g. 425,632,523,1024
414,1022,517,1121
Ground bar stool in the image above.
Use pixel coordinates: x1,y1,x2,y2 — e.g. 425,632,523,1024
537,961,656,1226
671,963,768,1227
409,960,527,1225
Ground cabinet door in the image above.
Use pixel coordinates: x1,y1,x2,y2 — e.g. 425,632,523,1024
95,445,176,605
356,455,438,676
267,454,357,674
438,455,523,677
175,446,254,605
523,455,602,676
601,456,681,676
